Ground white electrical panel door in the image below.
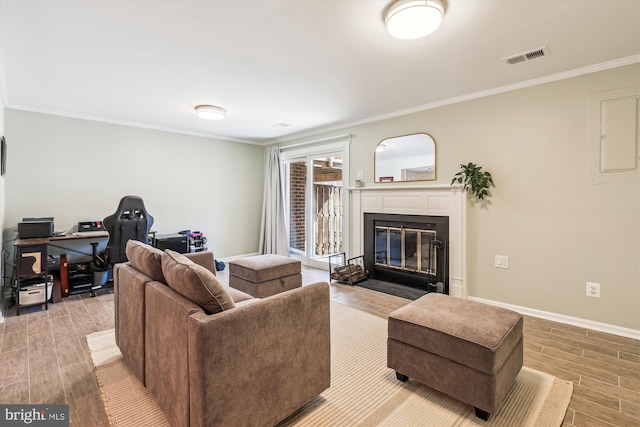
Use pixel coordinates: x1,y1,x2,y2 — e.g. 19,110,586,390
600,96,638,172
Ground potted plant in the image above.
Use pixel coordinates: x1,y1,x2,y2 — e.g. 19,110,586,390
451,162,494,200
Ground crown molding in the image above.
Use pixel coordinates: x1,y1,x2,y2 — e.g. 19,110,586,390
6,105,260,145
273,55,640,145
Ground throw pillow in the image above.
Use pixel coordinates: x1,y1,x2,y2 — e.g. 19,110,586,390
125,240,165,283
161,249,235,314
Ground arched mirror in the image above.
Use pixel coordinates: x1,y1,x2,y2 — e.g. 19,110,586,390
375,133,436,182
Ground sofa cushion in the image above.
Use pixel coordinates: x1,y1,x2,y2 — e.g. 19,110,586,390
126,240,165,283
226,286,255,304
161,249,235,314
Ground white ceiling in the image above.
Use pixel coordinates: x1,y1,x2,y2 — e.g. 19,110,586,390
1,0,639,145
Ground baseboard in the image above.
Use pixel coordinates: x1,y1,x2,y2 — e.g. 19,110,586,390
468,296,640,340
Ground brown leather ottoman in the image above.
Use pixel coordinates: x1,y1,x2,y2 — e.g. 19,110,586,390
229,254,302,298
387,293,523,421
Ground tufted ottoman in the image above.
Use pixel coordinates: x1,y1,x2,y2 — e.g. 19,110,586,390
387,293,523,421
228,254,302,298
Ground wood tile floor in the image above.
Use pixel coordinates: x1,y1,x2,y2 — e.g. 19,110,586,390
0,287,114,425
1,265,638,427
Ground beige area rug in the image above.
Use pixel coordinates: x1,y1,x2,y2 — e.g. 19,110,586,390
87,302,572,427
87,329,170,427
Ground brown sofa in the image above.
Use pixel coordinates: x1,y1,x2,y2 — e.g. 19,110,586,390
114,241,331,427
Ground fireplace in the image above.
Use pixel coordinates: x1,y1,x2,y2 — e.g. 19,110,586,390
350,185,466,298
363,213,449,294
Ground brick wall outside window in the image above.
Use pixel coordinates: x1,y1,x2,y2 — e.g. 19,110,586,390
288,162,306,252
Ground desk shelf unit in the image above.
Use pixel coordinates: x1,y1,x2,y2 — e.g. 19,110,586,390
66,262,94,296
14,241,49,315
15,231,110,305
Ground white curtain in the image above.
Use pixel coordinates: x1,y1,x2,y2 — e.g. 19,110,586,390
259,146,290,256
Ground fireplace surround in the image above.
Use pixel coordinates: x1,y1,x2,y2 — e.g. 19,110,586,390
350,185,467,298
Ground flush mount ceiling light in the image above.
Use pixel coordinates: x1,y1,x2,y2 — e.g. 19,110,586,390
195,105,225,120
385,0,445,40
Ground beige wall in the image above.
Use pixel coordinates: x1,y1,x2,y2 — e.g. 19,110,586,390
281,64,639,330
4,110,265,259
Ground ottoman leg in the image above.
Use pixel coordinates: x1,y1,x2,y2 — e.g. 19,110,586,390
395,372,409,382
475,408,490,421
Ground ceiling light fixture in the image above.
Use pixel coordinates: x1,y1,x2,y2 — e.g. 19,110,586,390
270,122,292,128
195,105,225,120
385,0,445,40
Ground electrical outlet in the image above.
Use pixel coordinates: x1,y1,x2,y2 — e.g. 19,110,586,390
494,255,509,269
586,282,600,298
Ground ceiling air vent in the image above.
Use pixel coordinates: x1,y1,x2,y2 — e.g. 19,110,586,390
503,47,549,65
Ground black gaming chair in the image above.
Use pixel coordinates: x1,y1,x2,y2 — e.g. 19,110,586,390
91,195,154,294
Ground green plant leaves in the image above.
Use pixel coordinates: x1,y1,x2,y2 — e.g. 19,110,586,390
451,162,494,200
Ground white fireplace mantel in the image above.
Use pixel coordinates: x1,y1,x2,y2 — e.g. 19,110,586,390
349,185,467,298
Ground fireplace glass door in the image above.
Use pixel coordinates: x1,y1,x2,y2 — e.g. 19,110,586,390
375,226,438,277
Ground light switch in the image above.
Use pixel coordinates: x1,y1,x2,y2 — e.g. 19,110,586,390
494,255,509,269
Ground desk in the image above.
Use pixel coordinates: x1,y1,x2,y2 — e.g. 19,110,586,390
14,232,109,314
15,231,109,247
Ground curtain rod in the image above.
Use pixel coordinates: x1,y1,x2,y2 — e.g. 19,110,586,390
278,133,351,151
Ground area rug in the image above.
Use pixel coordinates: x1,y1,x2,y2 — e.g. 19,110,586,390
88,302,572,427
86,329,170,427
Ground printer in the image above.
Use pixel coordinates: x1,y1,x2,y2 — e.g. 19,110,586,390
18,217,54,239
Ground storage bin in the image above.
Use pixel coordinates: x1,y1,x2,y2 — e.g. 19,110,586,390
20,281,53,305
